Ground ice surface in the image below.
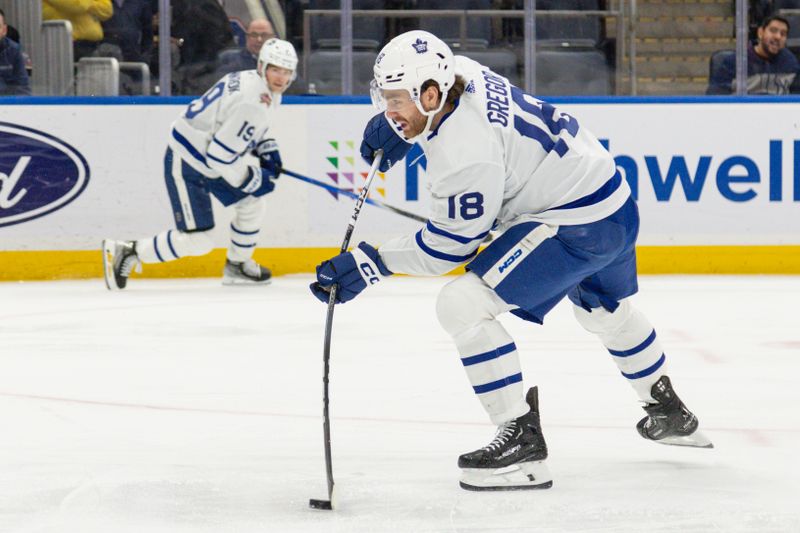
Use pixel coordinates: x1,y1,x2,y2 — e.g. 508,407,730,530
1,275,798,532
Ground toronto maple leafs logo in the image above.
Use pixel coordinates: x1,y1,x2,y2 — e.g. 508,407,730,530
412,38,428,54
465,80,476,93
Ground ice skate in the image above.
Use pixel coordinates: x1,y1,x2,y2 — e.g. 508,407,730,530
222,258,272,286
102,239,141,291
637,376,713,449
458,386,553,491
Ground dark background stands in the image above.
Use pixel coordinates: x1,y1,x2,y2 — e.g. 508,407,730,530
0,8,30,95
102,0,154,63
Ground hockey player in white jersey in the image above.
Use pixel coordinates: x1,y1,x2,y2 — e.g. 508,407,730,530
102,38,297,289
310,31,713,491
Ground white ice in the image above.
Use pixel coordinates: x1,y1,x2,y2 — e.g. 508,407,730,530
1,275,799,532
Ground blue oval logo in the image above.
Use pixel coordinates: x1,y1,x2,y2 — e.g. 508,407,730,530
0,122,90,228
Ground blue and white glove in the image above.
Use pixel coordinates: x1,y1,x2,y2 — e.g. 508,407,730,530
239,166,278,197
360,112,413,173
309,242,393,304
254,138,283,176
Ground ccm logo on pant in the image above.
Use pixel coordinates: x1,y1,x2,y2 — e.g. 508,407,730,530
498,249,523,274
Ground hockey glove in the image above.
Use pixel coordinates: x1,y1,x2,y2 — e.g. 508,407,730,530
254,138,283,176
310,242,393,304
239,166,277,197
360,112,413,173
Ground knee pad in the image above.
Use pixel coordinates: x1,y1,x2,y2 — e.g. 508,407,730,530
436,273,510,336
573,299,633,336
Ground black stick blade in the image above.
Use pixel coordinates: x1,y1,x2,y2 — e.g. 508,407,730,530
309,498,333,510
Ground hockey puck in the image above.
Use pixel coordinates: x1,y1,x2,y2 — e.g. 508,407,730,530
309,498,333,510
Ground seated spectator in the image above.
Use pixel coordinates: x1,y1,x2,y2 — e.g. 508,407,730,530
215,18,275,77
42,0,113,61
707,15,800,95
102,0,154,63
0,8,30,95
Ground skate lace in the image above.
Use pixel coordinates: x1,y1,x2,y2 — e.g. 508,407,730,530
120,253,141,277
483,421,517,452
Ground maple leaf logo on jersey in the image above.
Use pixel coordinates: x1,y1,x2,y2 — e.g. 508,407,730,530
465,80,476,93
412,38,428,54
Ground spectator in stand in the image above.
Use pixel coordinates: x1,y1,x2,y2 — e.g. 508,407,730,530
168,0,234,94
102,0,154,63
215,18,275,77
43,0,113,61
707,15,800,95
171,0,234,66
0,8,30,95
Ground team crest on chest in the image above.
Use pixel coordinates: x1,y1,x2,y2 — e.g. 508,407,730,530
412,38,428,54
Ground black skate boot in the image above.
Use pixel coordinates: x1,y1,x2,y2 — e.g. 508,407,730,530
458,387,553,491
637,376,713,448
222,258,272,286
102,239,140,290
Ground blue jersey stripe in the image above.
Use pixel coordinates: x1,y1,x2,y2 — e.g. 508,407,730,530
461,343,517,366
231,224,260,236
621,353,666,379
212,136,237,154
171,129,208,167
415,230,478,263
608,329,657,357
231,239,257,248
550,170,622,211
473,372,523,394
207,152,237,165
426,221,490,244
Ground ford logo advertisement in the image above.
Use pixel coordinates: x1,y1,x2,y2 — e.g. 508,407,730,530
0,122,90,228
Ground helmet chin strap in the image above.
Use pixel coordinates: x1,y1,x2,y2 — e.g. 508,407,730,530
407,93,448,142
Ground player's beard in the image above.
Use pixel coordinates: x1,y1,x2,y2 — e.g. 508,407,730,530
395,111,429,139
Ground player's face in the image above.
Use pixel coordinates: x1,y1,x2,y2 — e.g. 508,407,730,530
265,65,293,93
758,21,788,57
383,89,426,138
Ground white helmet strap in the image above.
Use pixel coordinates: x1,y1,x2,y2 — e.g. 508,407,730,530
413,83,449,141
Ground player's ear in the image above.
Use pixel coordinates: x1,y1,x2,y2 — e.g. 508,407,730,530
421,85,441,112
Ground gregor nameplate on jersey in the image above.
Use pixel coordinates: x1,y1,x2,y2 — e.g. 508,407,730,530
0,123,90,228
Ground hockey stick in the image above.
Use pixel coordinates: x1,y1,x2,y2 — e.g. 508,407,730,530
281,168,426,224
309,149,385,512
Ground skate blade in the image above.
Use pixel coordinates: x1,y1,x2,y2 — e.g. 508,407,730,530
221,276,272,287
652,429,714,449
460,460,553,491
101,239,119,291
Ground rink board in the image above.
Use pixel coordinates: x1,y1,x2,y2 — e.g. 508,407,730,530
0,96,799,279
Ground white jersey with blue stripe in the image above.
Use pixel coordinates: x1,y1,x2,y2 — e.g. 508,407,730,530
169,70,279,188
378,55,630,276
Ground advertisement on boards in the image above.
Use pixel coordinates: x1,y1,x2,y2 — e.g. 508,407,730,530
1,101,798,253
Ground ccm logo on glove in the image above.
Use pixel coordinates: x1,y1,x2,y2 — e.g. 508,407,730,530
309,242,392,304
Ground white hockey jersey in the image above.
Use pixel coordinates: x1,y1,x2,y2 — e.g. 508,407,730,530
379,56,630,276
169,70,280,188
